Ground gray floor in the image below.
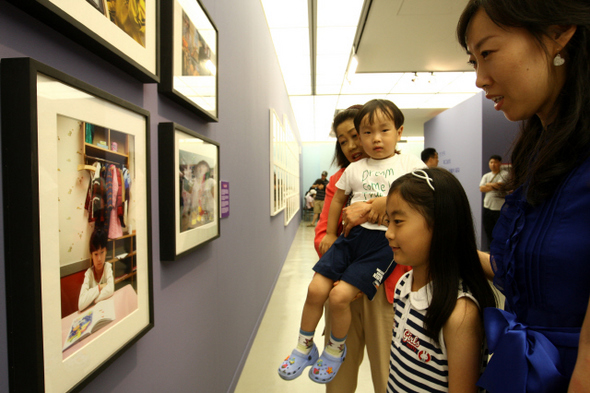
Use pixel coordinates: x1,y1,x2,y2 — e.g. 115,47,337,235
235,221,374,393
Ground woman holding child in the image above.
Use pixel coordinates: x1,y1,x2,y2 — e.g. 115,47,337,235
278,100,422,389
315,104,402,392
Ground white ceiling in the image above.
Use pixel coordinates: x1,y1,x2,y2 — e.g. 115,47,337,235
356,0,472,73
261,0,478,141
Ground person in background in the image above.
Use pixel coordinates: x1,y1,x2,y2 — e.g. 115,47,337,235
305,189,317,210
385,168,496,392
308,171,329,227
458,0,590,391
479,154,507,248
78,227,114,311
420,147,439,167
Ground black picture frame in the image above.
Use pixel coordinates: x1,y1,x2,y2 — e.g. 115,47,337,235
1,57,154,392
159,122,220,261
159,0,219,121
6,0,160,83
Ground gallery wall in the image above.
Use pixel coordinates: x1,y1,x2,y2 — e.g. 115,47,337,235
424,92,518,250
0,0,301,392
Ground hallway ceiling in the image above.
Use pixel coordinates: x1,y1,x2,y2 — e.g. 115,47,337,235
262,0,480,141
355,0,471,74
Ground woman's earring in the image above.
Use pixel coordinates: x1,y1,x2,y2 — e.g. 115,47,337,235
553,53,565,66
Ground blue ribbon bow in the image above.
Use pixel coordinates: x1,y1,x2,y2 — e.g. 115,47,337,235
478,308,578,393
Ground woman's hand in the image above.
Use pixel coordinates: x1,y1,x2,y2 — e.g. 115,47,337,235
341,197,388,236
319,233,338,256
341,201,372,236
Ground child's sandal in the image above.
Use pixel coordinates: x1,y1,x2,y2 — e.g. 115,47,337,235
277,344,319,381
308,345,347,384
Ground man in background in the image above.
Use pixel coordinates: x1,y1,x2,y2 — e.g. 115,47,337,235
421,147,439,167
307,171,329,227
479,155,508,248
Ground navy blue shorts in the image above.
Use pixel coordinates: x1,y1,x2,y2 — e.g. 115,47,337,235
313,226,395,300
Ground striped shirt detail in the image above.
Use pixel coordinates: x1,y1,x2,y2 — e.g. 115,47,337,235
388,271,486,393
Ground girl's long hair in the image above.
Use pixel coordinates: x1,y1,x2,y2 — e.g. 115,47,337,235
457,0,590,205
388,168,496,344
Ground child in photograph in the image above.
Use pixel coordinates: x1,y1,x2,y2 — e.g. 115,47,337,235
384,168,496,392
191,160,215,225
277,99,424,384
78,227,115,311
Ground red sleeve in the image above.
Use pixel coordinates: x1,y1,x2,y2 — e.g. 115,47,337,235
384,265,412,304
314,169,345,257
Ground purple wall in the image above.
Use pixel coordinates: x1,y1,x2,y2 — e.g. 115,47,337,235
0,1,300,392
482,97,520,172
425,93,484,246
424,92,517,250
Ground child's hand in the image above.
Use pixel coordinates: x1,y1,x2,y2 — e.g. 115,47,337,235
319,234,338,256
341,196,388,235
368,197,388,226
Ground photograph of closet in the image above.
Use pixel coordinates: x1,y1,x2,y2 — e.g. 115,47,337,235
59,118,138,319
79,122,137,291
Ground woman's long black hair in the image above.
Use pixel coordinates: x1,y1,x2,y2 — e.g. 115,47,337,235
457,0,590,205
331,105,363,168
388,168,496,344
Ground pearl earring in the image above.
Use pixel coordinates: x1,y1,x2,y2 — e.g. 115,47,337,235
553,53,565,66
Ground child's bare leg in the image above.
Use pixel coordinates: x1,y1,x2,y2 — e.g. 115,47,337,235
277,274,333,380
301,273,334,332
326,281,361,356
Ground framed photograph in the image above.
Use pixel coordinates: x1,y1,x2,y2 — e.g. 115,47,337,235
159,0,218,121
282,115,301,226
1,57,153,392
270,108,285,216
6,0,159,82
158,122,220,261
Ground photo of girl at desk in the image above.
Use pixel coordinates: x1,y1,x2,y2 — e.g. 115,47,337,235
59,119,140,359
78,228,114,311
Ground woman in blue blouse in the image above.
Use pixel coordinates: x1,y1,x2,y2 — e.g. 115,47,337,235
457,0,590,391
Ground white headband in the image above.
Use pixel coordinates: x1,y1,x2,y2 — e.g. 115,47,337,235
411,170,435,191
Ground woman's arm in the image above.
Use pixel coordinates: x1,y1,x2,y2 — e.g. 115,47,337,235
477,251,495,281
444,297,484,393
318,188,347,256
341,196,388,236
568,295,590,392
314,171,343,256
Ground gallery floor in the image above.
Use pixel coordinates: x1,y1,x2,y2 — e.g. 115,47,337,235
235,221,374,393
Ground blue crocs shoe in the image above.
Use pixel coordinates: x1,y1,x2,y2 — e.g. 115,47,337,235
308,345,347,384
277,344,319,381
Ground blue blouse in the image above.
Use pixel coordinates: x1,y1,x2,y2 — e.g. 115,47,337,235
478,156,590,392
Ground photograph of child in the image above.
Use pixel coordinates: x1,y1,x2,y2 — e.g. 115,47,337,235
179,150,217,232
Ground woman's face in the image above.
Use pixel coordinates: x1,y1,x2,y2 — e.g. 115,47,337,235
465,9,565,125
196,164,208,178
336,119,367,164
